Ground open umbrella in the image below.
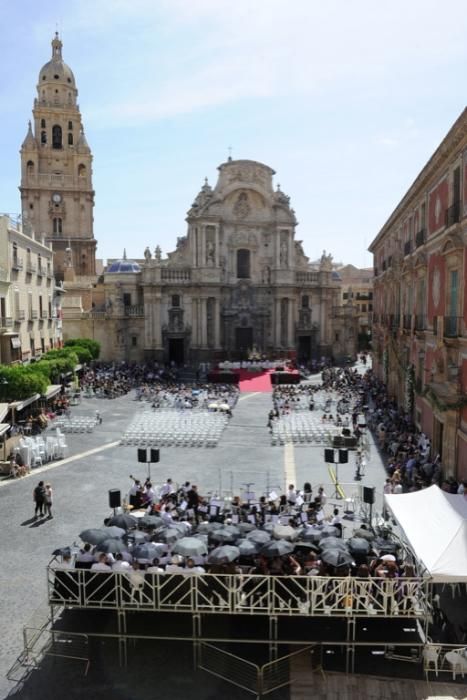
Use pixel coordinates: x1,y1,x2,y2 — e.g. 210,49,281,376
101,526,126,539
79,528,109,545
294,541,320,553
372,537,398,554
297,526,322,544
237,539,259,557
208,545,240,564
319,536,348,551
238,522,256,534
133,542,167,561
219,403,230,411
52,546,73,557
246,530,271,545
127,531,148,544
208,403,218,410
96,539,128,555
260,540,294,558
352,528,373,542
273,524,298,542
108,514,137,530
197,521,223,532
154,527,184,544
139,515,163,529
348,537,371,555
319,525,339,539
173,537,208,558
209,525,241,544
320,548,354,568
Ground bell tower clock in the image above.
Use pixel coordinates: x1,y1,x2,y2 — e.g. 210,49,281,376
19,33,97,281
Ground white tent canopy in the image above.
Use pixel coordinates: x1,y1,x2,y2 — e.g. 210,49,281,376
385,485,467,582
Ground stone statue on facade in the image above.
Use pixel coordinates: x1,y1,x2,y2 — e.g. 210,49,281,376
155,245,162,263
319,250,333,271
280,240,288,267
206,240,216,266
144,246,152,261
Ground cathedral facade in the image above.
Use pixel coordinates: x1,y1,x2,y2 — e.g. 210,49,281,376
20,36,357,365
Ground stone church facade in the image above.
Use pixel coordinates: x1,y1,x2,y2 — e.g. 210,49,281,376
20,36,357,365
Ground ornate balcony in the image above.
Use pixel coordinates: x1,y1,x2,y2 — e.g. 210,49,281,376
296,271,319,284
11,256,23,271
445,201,461,228
124,304,144,317
161,268,191,283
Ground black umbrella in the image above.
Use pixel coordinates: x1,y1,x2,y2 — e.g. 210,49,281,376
348,537,371,554
319,525,339,538
246,530,271,545
154,527,184,544
127,531,148,544
174,537,208,557
79,528,109,545
372,537,398,555
133,542,167,561
297,526,322,544
319,536,348,551
237,539,259,557
108,514,137,530
208,545,240,564
139,515,163,528
52,546,72,557
209,525,241,544
260,540,294,558
352,528,373,542
96,539,128,554
320,548,354,568
294,541,320,553
101,526,126,539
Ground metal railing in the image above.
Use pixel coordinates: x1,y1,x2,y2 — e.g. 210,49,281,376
30,310,38,320
11,256,23,271
48,569,430,619
444,316,463,338
124,304,144,317
0,317,13,328
445,201,461,227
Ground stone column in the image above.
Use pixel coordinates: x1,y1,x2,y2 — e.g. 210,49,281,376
214,297,221,348
275,298,281,347
200,298,208,347
275,230,281,268
191,298,198,346
215,225,219,268
201,226,206,268
288,297,295,349
154,293,162,348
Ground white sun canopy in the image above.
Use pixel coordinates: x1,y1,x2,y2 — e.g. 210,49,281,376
385,485,467,582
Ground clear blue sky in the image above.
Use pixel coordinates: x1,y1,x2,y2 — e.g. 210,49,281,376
0,0,466,267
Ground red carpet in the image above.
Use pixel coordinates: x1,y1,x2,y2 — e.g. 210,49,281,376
238,370,273,393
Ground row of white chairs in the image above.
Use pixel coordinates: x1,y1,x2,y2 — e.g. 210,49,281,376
53,417,97,433
120,409,229,448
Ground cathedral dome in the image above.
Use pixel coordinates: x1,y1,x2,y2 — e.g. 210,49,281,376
38,34,76,88
107,251,141,274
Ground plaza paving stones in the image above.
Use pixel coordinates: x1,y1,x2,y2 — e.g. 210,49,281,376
0,378,391,699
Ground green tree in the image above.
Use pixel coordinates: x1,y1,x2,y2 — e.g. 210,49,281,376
64,338,100,359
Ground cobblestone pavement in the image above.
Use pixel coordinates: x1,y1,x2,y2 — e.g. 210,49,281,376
0,372,390,699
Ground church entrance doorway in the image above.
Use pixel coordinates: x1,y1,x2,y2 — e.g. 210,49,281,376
168,338,184,366
235,327,253,359
298,336,311,362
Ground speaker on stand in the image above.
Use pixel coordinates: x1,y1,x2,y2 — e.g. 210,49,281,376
108,489,121,515
363,486,375,531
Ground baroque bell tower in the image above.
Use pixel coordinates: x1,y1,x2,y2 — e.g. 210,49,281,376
20,33,97,281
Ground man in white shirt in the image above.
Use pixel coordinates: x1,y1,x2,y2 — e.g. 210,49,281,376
287,484,297,505
147,557,165,574
183,558,205,575
91,554,112,572
75,543,94,565
53,553,74,570
160,478,175,499
165,555,185,574
112,554,131,572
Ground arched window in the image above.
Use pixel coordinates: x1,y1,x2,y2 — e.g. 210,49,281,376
52,125,62,149
302,295,309,309
171,294,180,308
237,249,250,279
41,131,47,144
68,133,73,145
78,163,86,177
26,160,34,176
53,218,62,235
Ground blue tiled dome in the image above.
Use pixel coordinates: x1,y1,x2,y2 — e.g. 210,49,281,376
107,259,141,273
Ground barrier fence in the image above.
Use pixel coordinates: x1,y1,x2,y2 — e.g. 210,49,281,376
49,568,430,618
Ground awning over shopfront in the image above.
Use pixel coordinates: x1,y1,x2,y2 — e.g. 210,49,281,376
9,394,41,413
0,423,10,437
385,485,467,582
0,404,9,423
42,385,62,400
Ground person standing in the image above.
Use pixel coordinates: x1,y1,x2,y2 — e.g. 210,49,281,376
44,483,53,519
33,480,46,518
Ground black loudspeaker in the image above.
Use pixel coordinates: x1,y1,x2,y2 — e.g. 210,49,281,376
108,489,121,509
339,449,348,464
150,448,160,463
342,428,352,437
137,448,147,463
363,486,375,505
324,448,335,463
